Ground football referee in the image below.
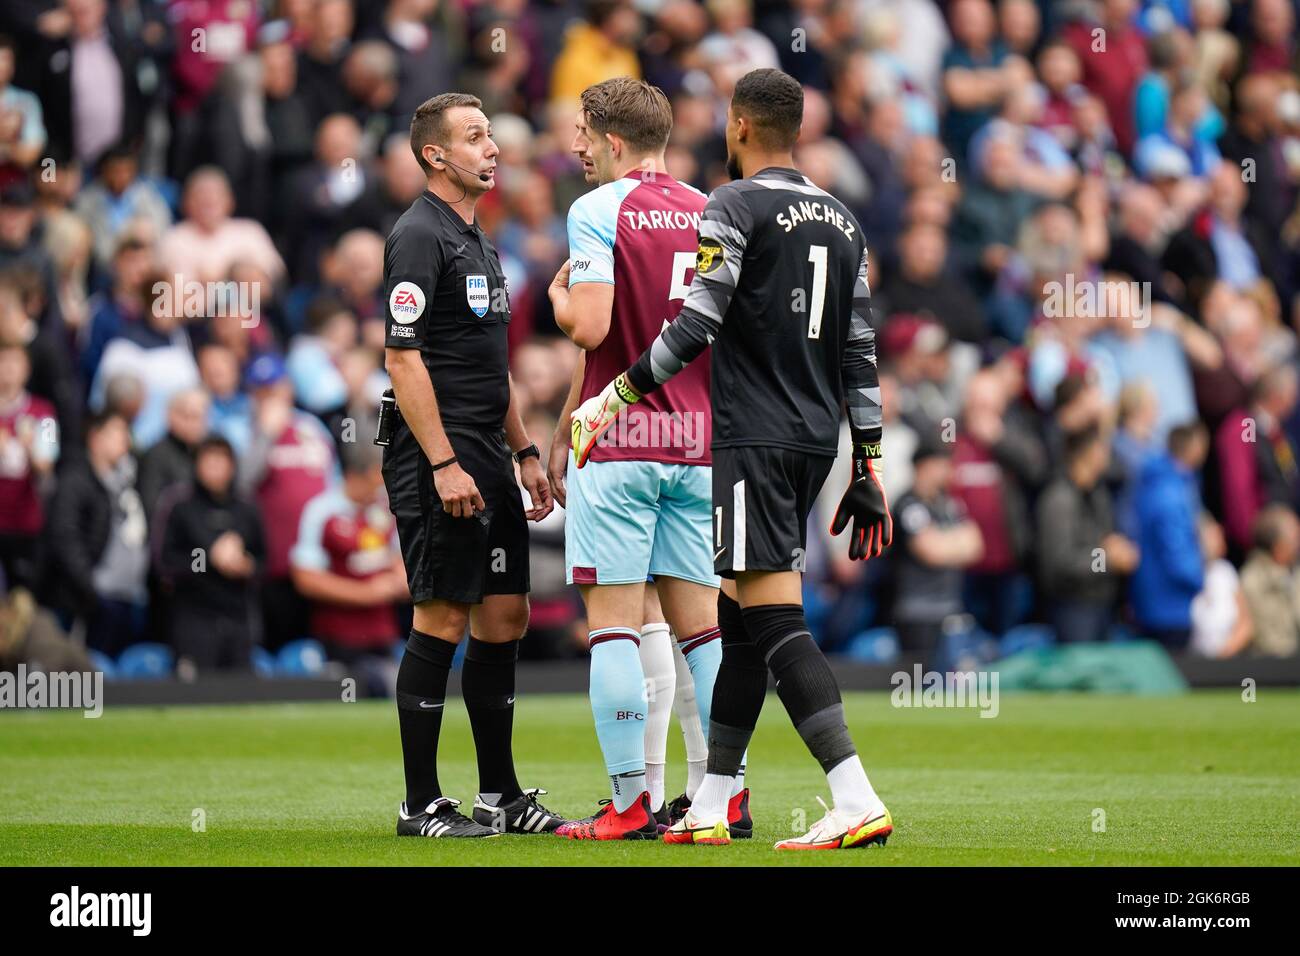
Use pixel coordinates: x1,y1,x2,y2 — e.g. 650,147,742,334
383,93,566,838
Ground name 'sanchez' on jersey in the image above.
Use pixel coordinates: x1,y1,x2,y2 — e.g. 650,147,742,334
776,199,857,240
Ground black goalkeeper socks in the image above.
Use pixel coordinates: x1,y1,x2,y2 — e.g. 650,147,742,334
396,629,456,811
462,636,523,802
743,603,857,773
706,593,768,779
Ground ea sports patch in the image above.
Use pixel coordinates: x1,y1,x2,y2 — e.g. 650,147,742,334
696,238,724,275
466,274,489,317
389,281,425,324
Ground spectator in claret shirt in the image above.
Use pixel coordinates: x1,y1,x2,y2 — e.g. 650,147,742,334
1216,363,1300,556
290,440,405,682
1063,0,1149,155
238,353,338,652
0,342,58,590
950,369,1045,635
158,434,264,672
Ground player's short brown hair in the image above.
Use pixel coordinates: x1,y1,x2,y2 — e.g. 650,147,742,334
731,68,804,149
410,92,483,174
580,77,673,154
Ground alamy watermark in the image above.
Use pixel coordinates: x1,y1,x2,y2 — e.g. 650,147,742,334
0,665,103,718
594,409,706,459
152,275,261,328
890,664,999,718
1042,275,1152,326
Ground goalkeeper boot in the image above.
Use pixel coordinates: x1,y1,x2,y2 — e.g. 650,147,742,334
557,792,658,840
773,797,891,851
397,797,500,838
662,807,730,846
472,788,569,834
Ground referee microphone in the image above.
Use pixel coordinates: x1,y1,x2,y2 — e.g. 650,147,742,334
435,154,489,182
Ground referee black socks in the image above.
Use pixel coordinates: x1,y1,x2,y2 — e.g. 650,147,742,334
396,629,456,810
462,636,523,803
744,603,857,774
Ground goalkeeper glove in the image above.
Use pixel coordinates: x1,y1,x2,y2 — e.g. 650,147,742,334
830,441,893,560
570,373,640,468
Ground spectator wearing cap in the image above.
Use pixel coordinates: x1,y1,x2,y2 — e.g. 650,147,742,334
0,33,46,183
890,433,984,664
950,369,1046,635
290,439,406,675
237,352,339,652
41,410,148,656
1131,421,1210,647
1036,424,1139,643
72,141,172,272
0,178,63,333
0,340,58,590
89,272,200,450
156,434,264,672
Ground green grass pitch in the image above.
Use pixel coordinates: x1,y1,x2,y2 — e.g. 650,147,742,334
1,690,1297,866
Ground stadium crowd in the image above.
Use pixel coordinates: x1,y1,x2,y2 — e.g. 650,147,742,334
1,0,1299,680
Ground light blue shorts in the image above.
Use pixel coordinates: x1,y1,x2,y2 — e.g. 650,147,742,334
566,457,719,588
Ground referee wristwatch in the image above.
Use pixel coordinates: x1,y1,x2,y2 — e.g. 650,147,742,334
513,442,541,463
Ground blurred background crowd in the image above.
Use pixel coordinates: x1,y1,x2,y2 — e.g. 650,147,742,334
1,0,1299,683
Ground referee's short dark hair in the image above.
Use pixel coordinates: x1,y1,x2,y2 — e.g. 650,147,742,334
410,92,483,175
581,77,673,153
731,68,804,149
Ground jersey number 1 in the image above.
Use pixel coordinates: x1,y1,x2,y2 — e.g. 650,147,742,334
806,245,827,339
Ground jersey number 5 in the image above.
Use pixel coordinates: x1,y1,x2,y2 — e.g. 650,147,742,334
806,245,827,339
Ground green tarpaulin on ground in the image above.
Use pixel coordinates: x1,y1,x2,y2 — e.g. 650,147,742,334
992,641,1189,694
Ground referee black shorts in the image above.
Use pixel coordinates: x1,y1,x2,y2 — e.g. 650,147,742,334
382,423,530,605
712,445,834,578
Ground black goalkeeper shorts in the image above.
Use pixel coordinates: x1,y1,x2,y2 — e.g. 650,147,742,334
711,445,835,578
382,423,530,605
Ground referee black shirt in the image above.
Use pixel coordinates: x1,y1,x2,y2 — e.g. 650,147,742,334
383,188,511,428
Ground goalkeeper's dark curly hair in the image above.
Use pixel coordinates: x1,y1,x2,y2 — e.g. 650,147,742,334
730,68,804,150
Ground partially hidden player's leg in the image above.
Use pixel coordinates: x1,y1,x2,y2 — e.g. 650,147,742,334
733,570,891,851
669,577,765,844
657,574,752,836
639,583,675,824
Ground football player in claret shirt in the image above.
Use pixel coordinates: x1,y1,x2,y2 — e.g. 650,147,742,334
545,78,750,840
573,69,895,851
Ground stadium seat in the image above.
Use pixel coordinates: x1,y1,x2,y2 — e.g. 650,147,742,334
843,627,900,664
86,649,117,680
999,624,1056,659
116,644,174,680
276,639,328,677
251,646,275,678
